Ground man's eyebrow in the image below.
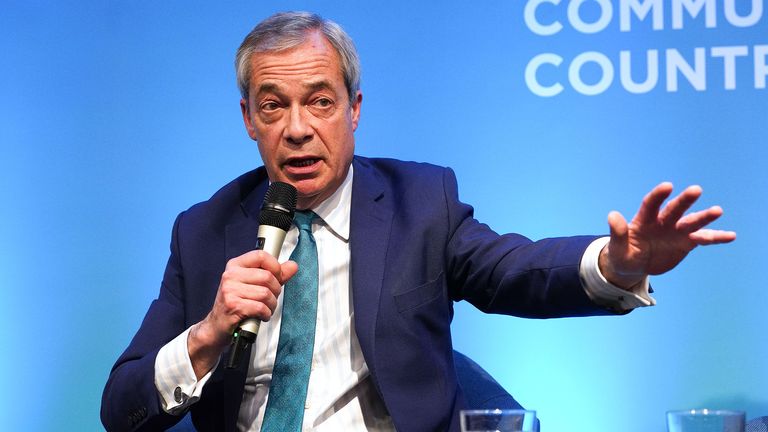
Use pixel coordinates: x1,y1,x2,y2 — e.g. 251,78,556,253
254,81,333,96
255,82,282,96
305,80,333,93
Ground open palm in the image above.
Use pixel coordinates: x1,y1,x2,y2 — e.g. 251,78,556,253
601,183,736,288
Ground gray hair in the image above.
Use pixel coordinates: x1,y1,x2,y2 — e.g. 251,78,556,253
235,12,361,103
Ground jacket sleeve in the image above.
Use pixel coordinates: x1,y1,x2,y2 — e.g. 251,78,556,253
442,167,611,318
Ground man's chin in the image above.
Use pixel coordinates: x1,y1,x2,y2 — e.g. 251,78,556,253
293,182,327,209
277,171,342,209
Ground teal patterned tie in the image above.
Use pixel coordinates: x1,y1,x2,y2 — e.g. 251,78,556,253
261,210,319,432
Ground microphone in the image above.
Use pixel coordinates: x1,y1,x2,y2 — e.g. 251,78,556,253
226,181,297,369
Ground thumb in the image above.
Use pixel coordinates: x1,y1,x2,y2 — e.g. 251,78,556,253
607,210,629,254
278,260,299,285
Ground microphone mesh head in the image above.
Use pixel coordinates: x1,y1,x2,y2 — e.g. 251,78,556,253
259,181,297,231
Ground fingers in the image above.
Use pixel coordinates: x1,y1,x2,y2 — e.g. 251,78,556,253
231,251,299,285
217,276,281,323
219,280,280,319
214,250,293,329
603,211,650,286
635,182,673,224
229,249,283,276
659,185,702,226
668,198,736,246
279,260,299,285
219,260,299,324
675,205,723,233
689,229,737,245
222,264,283,296
607,210,629,252
193,251,295,359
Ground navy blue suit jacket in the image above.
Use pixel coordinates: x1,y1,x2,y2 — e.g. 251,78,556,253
101,156,609,432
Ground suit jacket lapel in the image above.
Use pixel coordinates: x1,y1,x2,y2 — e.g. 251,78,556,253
225,181,268,260
349,157,393,384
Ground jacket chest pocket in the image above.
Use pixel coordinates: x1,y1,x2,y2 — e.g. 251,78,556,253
393,272,445,313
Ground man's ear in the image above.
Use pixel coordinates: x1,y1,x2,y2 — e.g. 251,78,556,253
240,98,258,140
350,91,362,132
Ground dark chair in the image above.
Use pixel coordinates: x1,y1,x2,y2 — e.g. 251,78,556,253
165,412,195,432
453,349,525,410
166,350,527,431
747,416,768,432
453,350,539,431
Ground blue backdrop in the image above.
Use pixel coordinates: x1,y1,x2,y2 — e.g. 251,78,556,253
2,1,766,431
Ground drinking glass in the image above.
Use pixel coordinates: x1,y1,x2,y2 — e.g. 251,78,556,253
460,409,537,432
667,409,745,432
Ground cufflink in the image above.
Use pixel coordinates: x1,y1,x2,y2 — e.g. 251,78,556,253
174,386,187,404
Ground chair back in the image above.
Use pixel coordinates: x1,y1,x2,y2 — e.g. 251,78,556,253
747,416,768,432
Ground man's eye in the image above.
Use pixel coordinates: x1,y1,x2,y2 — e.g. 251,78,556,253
313,98,333,108
260,101,279,111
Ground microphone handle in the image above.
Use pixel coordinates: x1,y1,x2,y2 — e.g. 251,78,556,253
255,224,289,257
226,225,287,369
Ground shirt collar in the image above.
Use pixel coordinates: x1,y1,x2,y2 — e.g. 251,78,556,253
309,164,353,241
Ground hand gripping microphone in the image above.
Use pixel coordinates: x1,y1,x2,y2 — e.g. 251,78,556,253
226,181,297,369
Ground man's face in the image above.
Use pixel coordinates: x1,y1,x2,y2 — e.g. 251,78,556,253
241,31,362,210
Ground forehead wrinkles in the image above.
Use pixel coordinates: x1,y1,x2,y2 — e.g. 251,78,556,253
249,35,345,94
253,57,335,81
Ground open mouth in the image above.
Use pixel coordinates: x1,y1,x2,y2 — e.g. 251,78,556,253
287,158,319,168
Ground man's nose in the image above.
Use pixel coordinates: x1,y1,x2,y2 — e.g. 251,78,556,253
284,105,313,145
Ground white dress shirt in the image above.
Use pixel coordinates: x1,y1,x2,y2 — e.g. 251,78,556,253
154,165,654,430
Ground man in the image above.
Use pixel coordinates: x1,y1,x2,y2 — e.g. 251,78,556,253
101,12,735,432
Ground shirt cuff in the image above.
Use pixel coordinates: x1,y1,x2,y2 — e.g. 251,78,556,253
579,237,656,312
154,327,218,415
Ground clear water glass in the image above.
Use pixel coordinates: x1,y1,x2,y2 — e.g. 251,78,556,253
460,409,537,432
667,409,745,432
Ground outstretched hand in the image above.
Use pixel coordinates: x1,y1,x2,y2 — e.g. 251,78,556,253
599,182,736,290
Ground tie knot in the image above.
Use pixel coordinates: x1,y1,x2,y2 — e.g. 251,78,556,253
293,210,316,231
